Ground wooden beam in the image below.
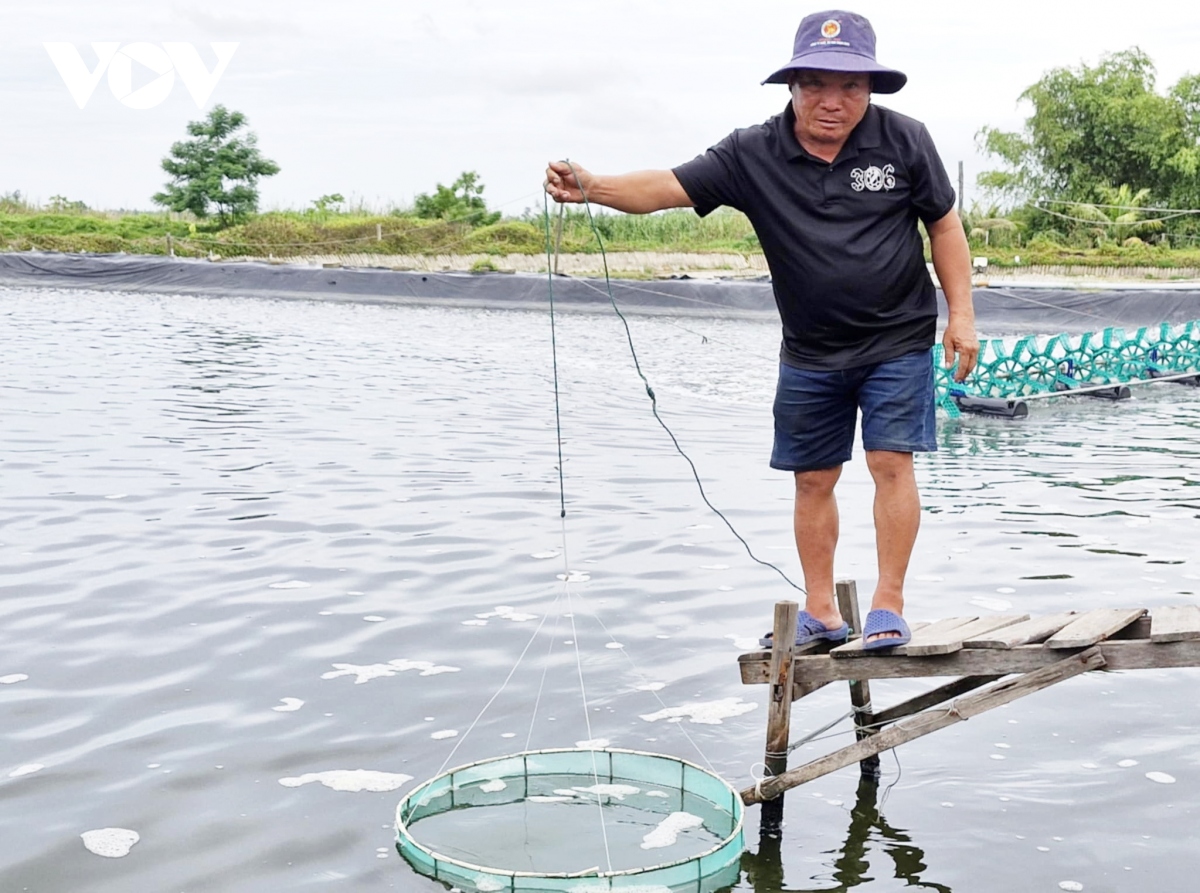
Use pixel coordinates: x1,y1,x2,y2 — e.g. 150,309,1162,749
870,675,1004,727
760,601,799,835
1150,605,1200,643
741,648,1106,805
1045,608,1146,649
965,612,1077,649
901,614,1029,657
831,617,973,659
739,638,1200,685
836,580,880,779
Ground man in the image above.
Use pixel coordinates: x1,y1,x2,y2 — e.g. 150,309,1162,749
544,10,978,649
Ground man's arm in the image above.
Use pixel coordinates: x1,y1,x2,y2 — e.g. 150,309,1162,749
544,162,693,214
927,210,979,382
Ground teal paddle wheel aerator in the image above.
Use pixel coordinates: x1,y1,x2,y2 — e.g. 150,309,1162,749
935,320,1200,418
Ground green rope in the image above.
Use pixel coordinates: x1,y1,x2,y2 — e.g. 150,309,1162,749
546,162,804,594
541,192,568,520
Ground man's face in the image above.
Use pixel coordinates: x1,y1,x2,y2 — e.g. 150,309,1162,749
789,70,871,149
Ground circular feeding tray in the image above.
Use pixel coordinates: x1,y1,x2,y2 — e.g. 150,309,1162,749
395,748,745,892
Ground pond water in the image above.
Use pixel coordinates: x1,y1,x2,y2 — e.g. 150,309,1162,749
2,286,1199,892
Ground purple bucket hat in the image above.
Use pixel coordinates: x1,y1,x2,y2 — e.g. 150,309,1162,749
763,10,907,94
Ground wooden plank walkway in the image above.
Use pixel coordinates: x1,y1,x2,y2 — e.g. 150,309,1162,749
738,589,1200,813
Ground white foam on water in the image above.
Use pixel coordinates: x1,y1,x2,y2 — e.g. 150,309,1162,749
717,585,734,592
700,564,729,571
990,754,1006,761
1118,759,1139,768
475,874,506,892
640,697,757,725
995,743,1011,749
970,596,1013,611
81,828,139,858
727,635,763,650
0,674,28,685
9,763,44,778
363,615,385,622
573,784,640,800
1081,762,1099,770
996,587,1017,594
1059,882,1084,892
1038,846,1050,852
500,733,516,739
462,619,488,626
635,682,666,692
531,551,559,559
605,642,623,649
273,698,304,712
321,659,460,684
278,770,413,792
476,606,537,622
1146,772,1176,784
686,524,712,530
558,571,590,582
575,738,610,750
479,779,507,793
645,791,670,799
269,580,310,589
655,635,671,640
941,802,954,808
528,795,571,803
431,730,458,740
640,812,704,849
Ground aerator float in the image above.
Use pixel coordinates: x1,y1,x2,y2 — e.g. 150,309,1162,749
935,320,1200,419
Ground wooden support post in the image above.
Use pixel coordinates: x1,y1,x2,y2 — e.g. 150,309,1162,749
760,600,798,838
376,223,383,242
742,646,1105,805
166,233,174,257
835,580,879,779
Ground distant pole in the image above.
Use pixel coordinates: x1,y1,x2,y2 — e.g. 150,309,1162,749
376,223,382,242
958,161,965,217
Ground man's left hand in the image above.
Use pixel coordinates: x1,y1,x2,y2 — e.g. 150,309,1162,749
942,318,979,383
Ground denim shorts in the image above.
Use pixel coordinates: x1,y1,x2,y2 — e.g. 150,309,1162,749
770,348,937,472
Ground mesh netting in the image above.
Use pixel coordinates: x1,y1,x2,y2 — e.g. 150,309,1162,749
395,748,745,892
935,319,1200,414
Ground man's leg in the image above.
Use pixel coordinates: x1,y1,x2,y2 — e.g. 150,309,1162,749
864,450,920,642
770,361,856,642
858,349,937,645
793,465,844,630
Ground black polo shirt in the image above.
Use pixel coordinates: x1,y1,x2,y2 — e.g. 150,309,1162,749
672,103,956,371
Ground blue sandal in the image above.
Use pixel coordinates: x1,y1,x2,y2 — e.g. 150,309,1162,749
759,610,849,648
862,609,912,651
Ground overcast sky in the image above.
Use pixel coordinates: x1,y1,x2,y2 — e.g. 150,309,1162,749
3,1,1199,216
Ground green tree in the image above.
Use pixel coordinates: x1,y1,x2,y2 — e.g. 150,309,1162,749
412,171,500,225
977,49,1195,207
153,105,280,226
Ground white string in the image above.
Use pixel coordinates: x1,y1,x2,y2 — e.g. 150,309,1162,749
433,600,559,778
562,523,614,874
567,586,721,775
523,600,564,753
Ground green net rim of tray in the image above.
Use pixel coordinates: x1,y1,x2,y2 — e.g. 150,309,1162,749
394,747,746,884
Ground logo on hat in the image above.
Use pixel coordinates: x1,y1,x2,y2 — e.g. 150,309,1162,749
820,20,841,39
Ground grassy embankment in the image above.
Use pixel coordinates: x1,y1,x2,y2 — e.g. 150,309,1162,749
4,197,1200,273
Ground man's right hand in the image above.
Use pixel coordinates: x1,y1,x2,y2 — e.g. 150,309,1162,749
544,161,592,204
543,164,693,214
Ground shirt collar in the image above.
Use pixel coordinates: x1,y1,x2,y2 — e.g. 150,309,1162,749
777,102,881,164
